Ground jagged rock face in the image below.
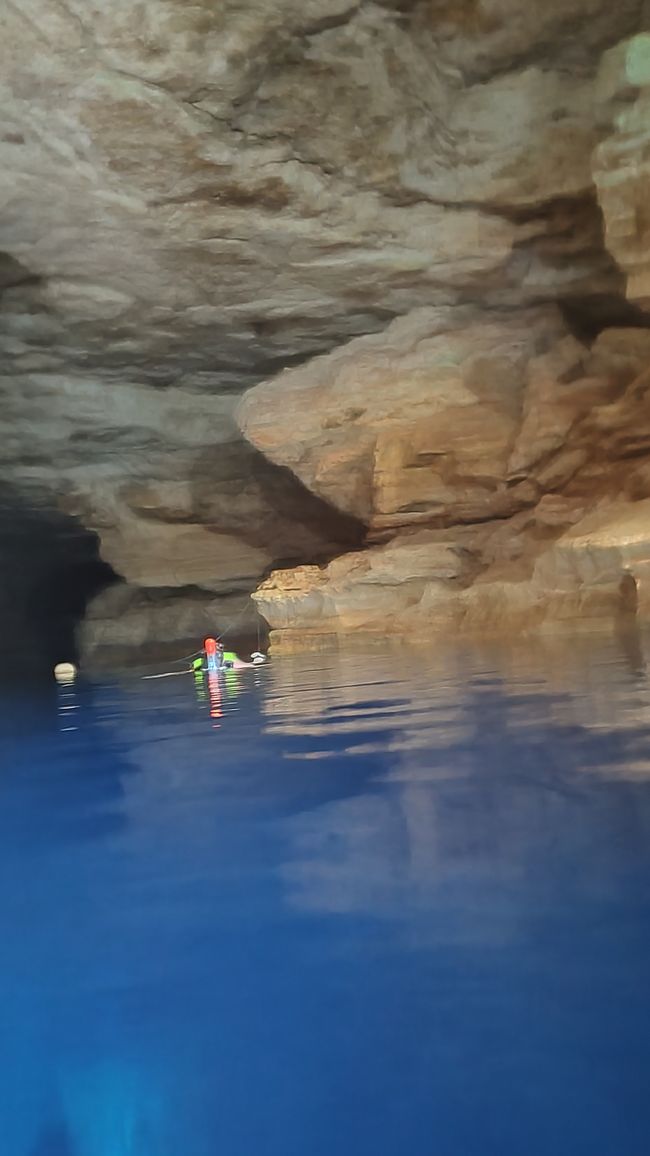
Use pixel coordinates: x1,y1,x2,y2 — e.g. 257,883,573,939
241,311,650,646
0,2,649,657
238,305,570,528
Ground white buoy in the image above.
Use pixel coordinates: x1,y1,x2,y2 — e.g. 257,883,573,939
54,662,77,683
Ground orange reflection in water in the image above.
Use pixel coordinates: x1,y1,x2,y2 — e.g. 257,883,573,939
207,673,223,727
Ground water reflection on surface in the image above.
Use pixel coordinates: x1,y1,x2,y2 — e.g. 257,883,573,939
1,632,650,1154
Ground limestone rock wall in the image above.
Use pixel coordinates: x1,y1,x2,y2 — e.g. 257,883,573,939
238,306,570,528
1,3,650,655
240,306,650,647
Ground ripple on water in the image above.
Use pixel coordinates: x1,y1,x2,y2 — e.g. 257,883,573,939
1,633,650,1155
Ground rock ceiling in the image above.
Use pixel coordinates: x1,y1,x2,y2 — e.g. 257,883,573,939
1,1,650,653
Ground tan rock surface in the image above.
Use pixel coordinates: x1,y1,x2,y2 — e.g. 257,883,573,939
254,499,650,649
238,306,568,526
246,316,650,649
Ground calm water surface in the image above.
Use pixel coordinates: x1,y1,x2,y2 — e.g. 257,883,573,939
1,635,650,1155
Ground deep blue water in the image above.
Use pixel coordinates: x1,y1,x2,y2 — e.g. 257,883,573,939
2,635,650,1156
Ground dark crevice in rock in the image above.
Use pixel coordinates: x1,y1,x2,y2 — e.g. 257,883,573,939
619,572,639,614
185,439,367,563
561,294,650,342
0,251,41,296
0,485,120,677
251,345,347,378
503,193,650,341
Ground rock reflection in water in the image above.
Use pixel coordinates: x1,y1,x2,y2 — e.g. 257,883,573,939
265,638,650,932
2,631,650,1155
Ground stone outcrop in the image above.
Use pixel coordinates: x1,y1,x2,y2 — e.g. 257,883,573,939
252,497,650,648
242,313,650,647
1,3,650,659
593,32,650,309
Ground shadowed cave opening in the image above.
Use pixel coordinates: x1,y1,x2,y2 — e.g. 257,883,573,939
0,487,120,679
0,454,368,676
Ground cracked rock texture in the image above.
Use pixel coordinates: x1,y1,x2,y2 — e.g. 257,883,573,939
594,32,650,307
1,2,650,655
